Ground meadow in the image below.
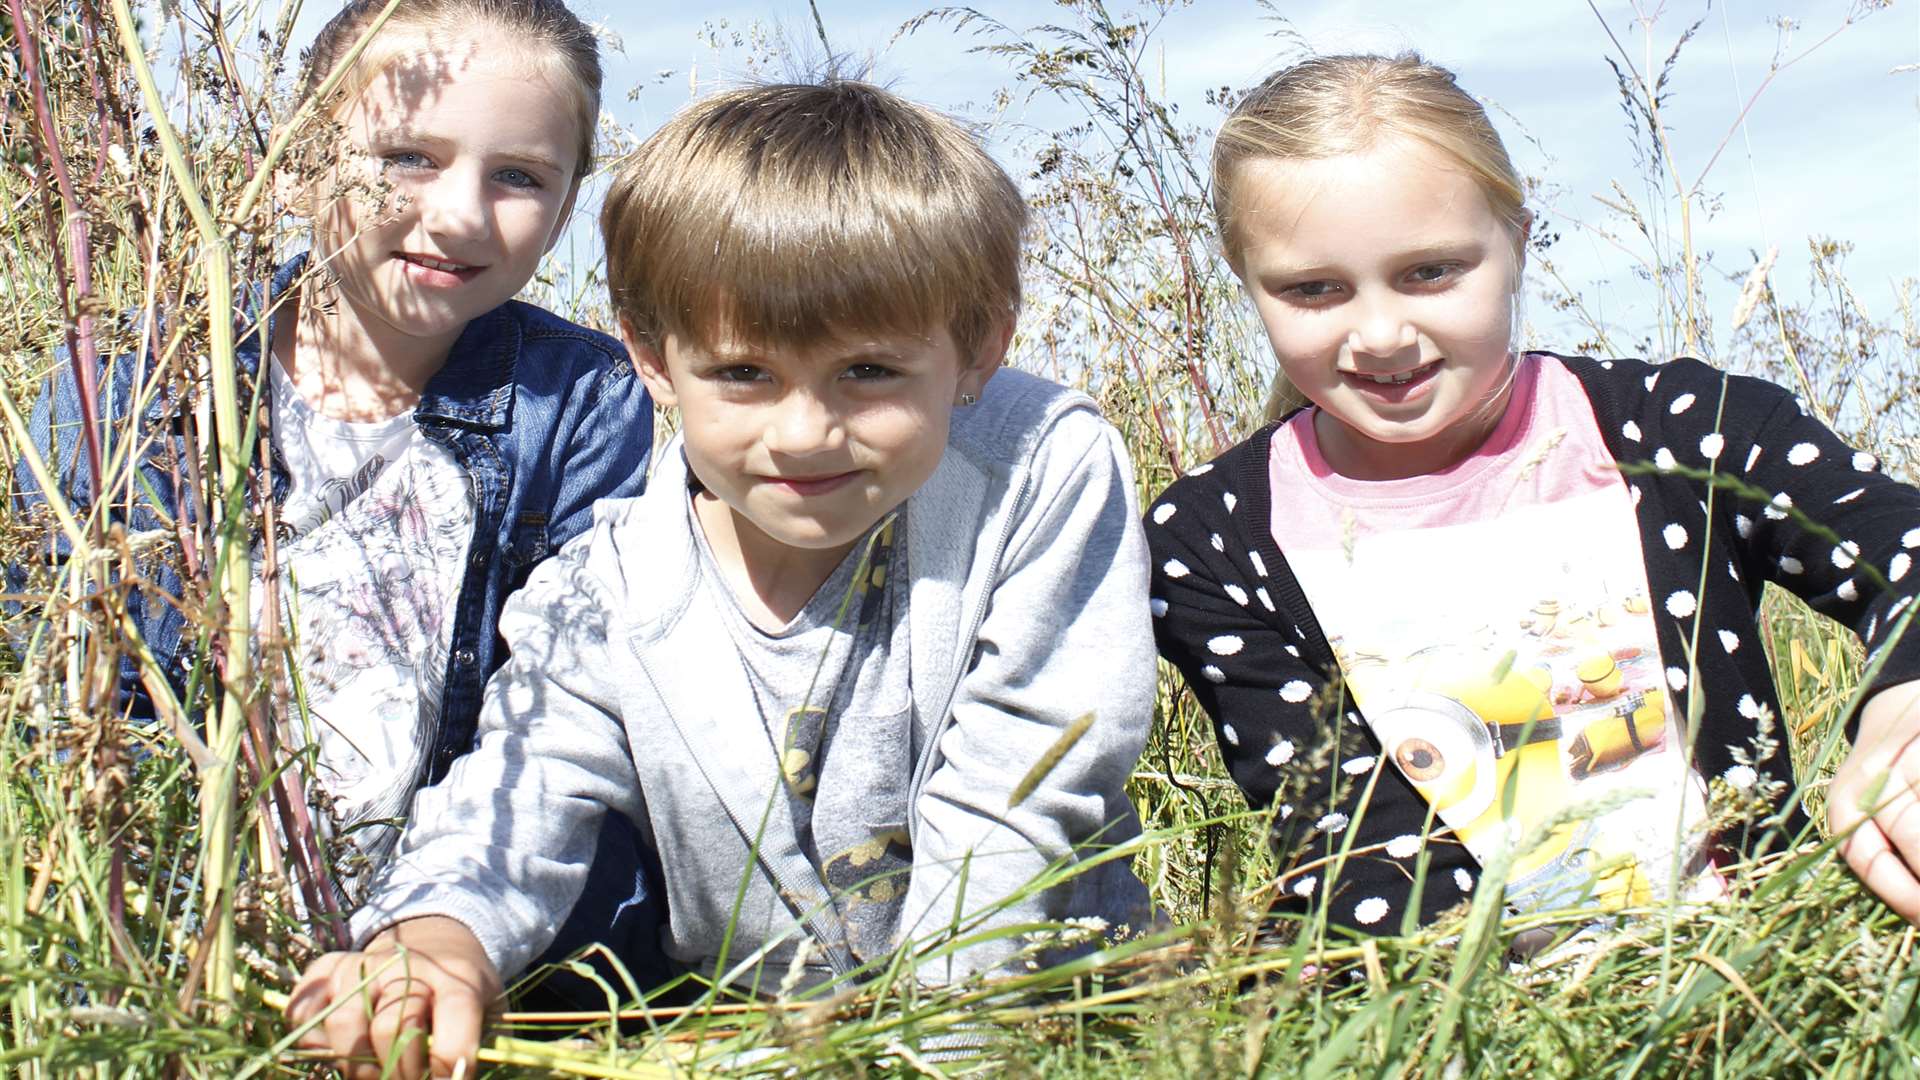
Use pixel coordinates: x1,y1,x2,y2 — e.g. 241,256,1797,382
2,0,1917,1075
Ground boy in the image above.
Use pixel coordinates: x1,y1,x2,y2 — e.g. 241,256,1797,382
287,79,1155,1079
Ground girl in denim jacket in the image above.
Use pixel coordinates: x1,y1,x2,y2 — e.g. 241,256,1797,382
15,0,651,920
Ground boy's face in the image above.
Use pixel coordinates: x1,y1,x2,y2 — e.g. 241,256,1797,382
629,319,1005,562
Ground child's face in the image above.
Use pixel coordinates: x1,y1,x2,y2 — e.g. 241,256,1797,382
630,321,1003,560
1232,136,1525,478
312,27,580,358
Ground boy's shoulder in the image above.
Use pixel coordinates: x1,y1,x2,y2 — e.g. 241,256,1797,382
948,367,1107,467
528,480,695,642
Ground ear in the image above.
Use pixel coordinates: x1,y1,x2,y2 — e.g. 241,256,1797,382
1512,209,1535,277
619,318,678,408
1222,238,1249,285
958,316,1014,401
543,176,583,255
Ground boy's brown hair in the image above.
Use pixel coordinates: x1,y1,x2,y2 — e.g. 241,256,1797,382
601,80,1027,358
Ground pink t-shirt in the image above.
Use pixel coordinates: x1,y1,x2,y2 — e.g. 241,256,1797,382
1269,354,1721,914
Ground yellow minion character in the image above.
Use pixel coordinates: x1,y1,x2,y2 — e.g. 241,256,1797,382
1370,649,1653,908
1520,598,1563,637
1371,653,1577,883
1575,650,1625,701
1566,689,1668,780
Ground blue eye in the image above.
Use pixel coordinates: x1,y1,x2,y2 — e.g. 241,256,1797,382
495,167,542,190
1409,263,1458,285
382,150,433,172
843,363,897,381
1278,280,1343,304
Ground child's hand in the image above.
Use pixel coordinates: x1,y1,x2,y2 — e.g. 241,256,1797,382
1831,681,1920,923
285,915,500,1080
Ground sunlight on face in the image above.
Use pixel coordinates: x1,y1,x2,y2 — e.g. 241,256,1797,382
1233,136,1526,480
312,24,581,360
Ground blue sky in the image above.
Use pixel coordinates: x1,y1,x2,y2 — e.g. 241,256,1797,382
296,0,1920,354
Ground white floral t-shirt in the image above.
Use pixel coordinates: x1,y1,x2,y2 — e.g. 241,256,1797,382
261,360,475,904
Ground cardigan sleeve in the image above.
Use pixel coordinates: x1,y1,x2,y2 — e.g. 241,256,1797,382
1720,376,1920,725
900,410,1156,980
1145,456,1478,933
1145,467,1338,816
350,527,646,978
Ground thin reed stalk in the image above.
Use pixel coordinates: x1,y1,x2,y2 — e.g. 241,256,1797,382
105,0,249,1007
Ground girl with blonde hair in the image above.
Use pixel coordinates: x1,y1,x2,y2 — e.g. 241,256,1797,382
1150,53,1920,938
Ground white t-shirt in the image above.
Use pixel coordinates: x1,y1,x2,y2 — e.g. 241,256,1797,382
268,357,417,537
1268,355,1721,914
262,357,476,903
692,502,915,962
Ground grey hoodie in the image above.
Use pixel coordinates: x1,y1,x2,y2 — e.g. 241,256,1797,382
351,368,1156,986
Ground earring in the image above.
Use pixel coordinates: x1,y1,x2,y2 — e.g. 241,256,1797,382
958,393,977,407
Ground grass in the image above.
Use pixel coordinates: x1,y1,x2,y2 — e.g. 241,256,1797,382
3,0,1918,1076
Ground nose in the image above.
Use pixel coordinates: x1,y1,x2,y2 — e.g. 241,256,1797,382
1346,293,1418,359
419,163,494,247
763,389,846,458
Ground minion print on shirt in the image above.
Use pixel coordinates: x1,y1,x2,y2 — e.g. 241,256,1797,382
1271,359,1723,917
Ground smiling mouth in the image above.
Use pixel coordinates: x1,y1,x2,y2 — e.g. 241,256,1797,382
1347,360,1441,387
763,471,859,496
397,252,482,274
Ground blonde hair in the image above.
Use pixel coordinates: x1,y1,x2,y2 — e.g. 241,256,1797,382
1211,54,1528,422
298,0,603,179
601,80,1027,359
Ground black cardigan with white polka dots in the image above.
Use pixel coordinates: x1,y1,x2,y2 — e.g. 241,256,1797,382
1147,352,1920,935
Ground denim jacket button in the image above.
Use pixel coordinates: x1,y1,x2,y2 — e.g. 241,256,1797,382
469,550,487,571
453,648,476,667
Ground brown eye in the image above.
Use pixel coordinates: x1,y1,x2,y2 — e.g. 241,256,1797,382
1396,738,1446,782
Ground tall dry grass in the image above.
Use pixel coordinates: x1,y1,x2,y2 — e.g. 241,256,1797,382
2,0,1917,1076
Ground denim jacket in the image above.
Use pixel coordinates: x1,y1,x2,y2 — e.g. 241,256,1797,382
13,254,654,784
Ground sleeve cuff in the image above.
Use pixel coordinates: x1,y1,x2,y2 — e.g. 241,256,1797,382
348,886,554,979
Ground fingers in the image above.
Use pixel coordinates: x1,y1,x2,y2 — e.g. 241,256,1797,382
286,952,350,1051
368,966,434,1080
285,950,443,1080
318,965,381,1079
1840,813,1920,922
428,975,489,1079
1833,744,1920,924
1875,752,1920,858
1829,770,1870,843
